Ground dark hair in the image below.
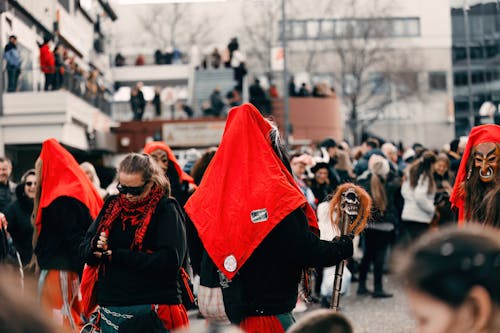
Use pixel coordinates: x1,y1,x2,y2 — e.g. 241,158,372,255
365,138,380,149
394,225,500,307
119,153,170,196
287,309,353,333
450,138,460,153
408,151,437,193
190,149,217,186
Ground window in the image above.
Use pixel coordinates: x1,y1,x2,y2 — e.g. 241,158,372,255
370,73,390,95
307,21,320,39
320,20,334,38
429,72,447,91
396,72,419,96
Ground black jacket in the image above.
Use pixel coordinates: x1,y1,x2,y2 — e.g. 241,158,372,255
5,184,34,265
81,196,187,306
35,196,93,274
188,208,353,317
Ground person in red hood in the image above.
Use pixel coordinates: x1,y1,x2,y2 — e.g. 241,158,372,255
38,35,56,91
184,103,353,332
143,141,195,206
450,124,500,227
33,139,103,332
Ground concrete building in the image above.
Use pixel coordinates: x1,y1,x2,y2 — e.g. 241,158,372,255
450,0,500,136
0,0,117,180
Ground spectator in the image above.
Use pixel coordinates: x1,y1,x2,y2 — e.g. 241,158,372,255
0,157,16,213
210,48,222,69
3,35,21,92
152,86,162,118
164,46,173,65
53,44,65,90
80,162,107,199
298,83,310,97
209,88,225,117
38,35,55,91
226,37,239,68
226,86,242,107
135,54,145,66
154,49,164,65
177,100,193,118
4,169,35,266
269,83,279,98
231,49,247,92
130,83,146,121
114,52,125,67
394,225,500,333
287,309,353,333
289,76,297,97
249,78,270,115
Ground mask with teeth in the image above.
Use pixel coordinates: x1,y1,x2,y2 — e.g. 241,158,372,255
341,187,360,218
472,142,500,183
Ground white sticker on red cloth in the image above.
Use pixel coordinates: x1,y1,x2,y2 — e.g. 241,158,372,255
224,255,237,272
250,208,268,223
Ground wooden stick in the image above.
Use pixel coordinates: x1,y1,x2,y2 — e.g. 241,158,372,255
330,213,349,311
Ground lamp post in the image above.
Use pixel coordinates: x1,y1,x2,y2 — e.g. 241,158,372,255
281,0,290,146
463,0,474,131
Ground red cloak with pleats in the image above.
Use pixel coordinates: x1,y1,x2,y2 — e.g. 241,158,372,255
143,141,195,185
184,103,318,280
450,124,500,224
35,138,103,235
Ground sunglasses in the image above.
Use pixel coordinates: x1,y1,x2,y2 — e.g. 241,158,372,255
25,181,36,187
116,182,147,196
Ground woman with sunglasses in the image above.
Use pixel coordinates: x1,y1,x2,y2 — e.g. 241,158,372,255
4,169,36,267
80,153,189,333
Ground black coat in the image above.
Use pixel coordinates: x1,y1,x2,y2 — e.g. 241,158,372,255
5,184,34,265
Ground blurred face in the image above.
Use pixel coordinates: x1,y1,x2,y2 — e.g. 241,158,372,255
315,168,329,184
434,160,449,177
291,161,306,177
117,172,150,202
84,169,94,182
150,149,169,173
407,289,470,333
0,161,12,184
327,147,337,158
24,175,36,199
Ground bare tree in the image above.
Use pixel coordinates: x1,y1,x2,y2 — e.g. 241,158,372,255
329,0,423,144
138,4,216,52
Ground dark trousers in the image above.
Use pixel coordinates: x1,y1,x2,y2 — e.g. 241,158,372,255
44,73,56,91
358,229,392,291
401,221,430,245
6,66,20,92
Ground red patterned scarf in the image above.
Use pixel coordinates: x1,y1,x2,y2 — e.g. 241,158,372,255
96,184,164,250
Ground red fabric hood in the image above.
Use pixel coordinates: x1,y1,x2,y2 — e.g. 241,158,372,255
143,141,195,185
35,139,103,235
184,103,318,280
450,124,500,224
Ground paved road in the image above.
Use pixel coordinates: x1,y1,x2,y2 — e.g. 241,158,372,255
187,274,416,333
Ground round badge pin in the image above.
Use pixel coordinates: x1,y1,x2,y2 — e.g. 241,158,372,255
224,255,237,272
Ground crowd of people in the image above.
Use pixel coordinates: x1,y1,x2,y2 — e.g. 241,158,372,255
0,104,498,333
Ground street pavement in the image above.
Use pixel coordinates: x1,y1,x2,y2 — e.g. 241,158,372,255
187,273,416,333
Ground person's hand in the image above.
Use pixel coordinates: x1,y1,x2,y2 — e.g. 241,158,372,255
97,232,108,251
332,234,354,260
0,213,7,230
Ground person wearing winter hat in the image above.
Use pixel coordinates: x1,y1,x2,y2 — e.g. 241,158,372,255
356,154,397,298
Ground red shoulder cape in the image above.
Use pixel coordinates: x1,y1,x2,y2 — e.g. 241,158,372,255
184,103,317,280
35,138,103,234
450,124,500,224
143,141,195,185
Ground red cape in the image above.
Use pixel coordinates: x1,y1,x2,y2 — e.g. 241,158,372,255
450,124,500,224
184,103,318,280
143,141,195,185
35,138,103,234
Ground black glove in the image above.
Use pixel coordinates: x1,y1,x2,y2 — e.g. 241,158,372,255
331,234,354,261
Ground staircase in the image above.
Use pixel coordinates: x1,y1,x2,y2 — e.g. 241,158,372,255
191,68,236,116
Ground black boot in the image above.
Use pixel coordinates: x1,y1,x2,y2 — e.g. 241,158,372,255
357,284,372,296
372,289,393,298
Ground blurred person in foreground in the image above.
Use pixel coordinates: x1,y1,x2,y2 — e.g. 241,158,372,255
80,153,188,332
34,139,103,332
0,268,65,333
287,309,353,333
184,103,353,332
394,224,500,333
450,124,500,227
